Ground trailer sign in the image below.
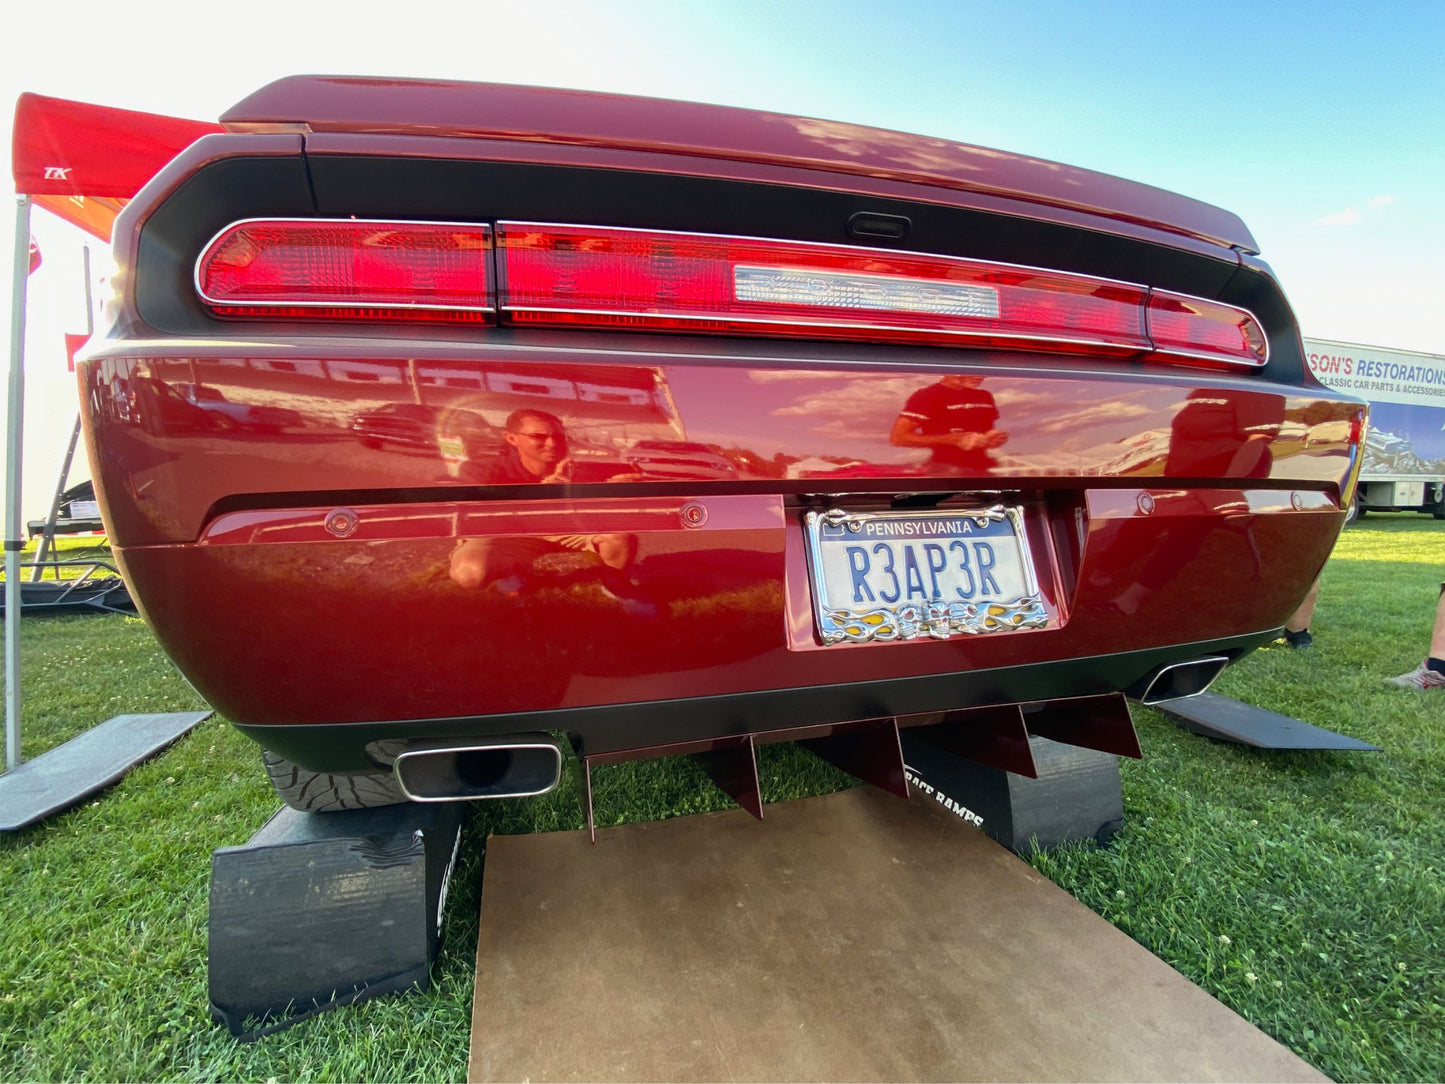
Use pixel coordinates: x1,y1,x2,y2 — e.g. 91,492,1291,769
1304,338,1445,513
1307,345,1445,407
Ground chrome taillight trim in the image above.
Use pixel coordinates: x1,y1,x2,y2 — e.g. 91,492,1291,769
1150,328,1272,370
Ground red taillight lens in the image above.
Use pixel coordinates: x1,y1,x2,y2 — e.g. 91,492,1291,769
497,223,1153,357
1146,291,1268,368
193,218,1268,369
196,219,493,322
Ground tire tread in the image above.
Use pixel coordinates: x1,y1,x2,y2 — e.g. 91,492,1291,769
262,750,409,813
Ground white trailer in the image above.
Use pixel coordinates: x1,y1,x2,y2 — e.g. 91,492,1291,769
1303,338,1445,519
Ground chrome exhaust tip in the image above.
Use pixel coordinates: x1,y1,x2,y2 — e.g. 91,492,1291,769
392,734,565,802
1137,656,1230,706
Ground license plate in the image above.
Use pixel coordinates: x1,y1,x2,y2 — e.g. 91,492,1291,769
804,505,1048,645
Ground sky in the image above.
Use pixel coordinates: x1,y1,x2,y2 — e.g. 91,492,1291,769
3,0,1443,515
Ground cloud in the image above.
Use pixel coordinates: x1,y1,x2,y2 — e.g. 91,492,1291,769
771,376,923,433
1312,195,1394,227
991,387,1071,410
1034,401,1153,435
748,370,846,383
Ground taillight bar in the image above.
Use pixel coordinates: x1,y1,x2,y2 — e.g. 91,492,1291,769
193,218,1268,368
195,219,494,323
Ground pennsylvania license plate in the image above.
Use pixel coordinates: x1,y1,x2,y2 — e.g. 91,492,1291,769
803,505,1049,645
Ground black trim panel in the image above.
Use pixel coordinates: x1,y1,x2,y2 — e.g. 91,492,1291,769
135,157,317,329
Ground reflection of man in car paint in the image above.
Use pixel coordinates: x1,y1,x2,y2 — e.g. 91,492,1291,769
450,409,647,609
459,408,573,485
889,374,1007,471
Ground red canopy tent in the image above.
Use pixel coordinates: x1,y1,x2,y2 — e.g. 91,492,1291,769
6,93,220,770
11,92,220,240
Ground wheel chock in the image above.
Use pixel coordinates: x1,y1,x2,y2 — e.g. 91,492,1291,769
208,800,466,1037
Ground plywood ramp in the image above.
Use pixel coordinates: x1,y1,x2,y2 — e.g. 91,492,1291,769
469,787,1323,1083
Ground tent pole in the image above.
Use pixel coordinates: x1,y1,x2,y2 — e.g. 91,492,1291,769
29,418,83,580
5,196,33,771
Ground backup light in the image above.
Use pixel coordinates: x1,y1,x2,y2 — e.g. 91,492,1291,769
732,266,1001,318
196,219,494,323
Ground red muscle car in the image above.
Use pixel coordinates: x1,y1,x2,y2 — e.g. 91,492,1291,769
79,76,1364,820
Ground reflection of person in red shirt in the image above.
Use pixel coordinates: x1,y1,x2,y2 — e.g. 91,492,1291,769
889,374,1007,471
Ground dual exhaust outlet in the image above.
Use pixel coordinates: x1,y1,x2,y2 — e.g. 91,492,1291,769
1136,655,1230,705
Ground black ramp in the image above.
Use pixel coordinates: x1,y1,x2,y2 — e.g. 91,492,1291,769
1156,692,1379,750
902,732,1123,852
0,711,212,831
209,801,466,1036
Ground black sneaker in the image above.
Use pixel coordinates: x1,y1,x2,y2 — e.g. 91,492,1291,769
1283,628,1313,649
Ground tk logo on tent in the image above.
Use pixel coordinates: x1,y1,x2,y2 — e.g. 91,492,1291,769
43,166,72,180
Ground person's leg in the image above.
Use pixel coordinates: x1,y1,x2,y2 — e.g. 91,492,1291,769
1286,576,1321,633
592,533,638,571
1283,575,1322,648
449,538,544,593
589,533,656,615
1386,582,1445,689
1428,582,1445,668
448,539,493,588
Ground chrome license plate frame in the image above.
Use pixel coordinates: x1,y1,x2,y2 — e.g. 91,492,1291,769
803,504,1049,645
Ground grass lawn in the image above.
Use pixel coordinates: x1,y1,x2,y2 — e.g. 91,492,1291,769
2,521,1443,1082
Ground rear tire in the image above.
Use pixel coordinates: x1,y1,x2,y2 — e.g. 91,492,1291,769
263,750,410,813
1349,490,1366,523
1433,486,1444,520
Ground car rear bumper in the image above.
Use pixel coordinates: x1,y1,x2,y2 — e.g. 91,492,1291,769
112,482,1337,766
83,336,1357,772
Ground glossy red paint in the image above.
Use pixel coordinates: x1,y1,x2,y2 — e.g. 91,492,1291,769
108,484,1337,732
77,77,1366,780
85,342,1354,730
81,350,1359,549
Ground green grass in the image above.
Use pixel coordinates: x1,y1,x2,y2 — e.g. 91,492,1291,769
1031,517,1445,1082
2,523,1443,1081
